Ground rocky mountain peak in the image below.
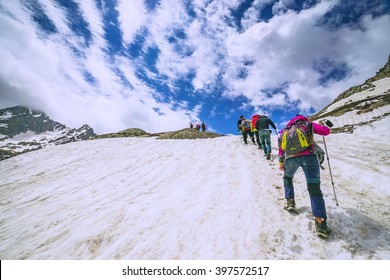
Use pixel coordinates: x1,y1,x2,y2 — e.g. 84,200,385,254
0,106,65,137
0,106,95,160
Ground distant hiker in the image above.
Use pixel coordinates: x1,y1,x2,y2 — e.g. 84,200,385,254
278,115,331,238
237,115,244,132
256,115,277,159
195,123,200,131
237,115,244,144
190,123,194,129
201,122,206,132
240,117,256,145
251,114,262,149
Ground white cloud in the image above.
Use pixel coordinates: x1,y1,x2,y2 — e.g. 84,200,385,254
78,0,106,45
116,0,146,46
144,1,194,77
0,0,200,134
221,0,390,111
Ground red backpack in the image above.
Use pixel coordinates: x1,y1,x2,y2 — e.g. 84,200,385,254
251,114,261,129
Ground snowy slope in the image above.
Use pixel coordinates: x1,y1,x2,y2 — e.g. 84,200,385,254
311,73,390,133
1,118,389,260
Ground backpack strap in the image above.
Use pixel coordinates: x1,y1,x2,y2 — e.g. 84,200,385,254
307,121,313,144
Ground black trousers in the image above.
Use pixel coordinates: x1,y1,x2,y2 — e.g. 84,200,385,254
243,130,255,144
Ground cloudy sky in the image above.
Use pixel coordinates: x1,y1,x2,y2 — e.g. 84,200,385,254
0,0,389,134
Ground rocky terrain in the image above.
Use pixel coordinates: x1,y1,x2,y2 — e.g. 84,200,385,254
0,106,95,160
311,56,390,133
93,128,222,140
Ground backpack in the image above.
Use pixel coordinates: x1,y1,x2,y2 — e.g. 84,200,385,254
281,120,313,154
242,119,252,131
251,115,260,129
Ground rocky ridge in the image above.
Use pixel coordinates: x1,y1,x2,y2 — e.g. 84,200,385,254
311,56,390,133
0,106,95,160
93,128,222,140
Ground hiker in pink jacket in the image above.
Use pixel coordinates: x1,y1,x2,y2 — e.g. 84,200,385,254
278,115,330,158
278,115,331,238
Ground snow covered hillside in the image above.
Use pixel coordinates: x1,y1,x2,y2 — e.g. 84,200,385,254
0,116,389,259
311,56,390,131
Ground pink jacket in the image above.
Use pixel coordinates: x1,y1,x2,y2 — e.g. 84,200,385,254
278,115,330,159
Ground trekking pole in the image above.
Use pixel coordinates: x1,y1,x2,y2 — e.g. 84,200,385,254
322,119,339,206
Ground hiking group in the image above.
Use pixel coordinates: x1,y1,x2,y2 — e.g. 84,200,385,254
237,114,277,160
238,113,332,239
190,122,206,132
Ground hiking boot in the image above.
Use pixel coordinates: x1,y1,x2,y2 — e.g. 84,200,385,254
266,154,271,160
315,219,331,238
284,198,298,214
286,198,295,209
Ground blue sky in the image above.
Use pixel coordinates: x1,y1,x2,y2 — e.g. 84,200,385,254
0,0,389,134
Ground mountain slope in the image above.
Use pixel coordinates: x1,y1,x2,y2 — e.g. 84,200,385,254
0,120,389,259
311,56,390,133
0,106,95,160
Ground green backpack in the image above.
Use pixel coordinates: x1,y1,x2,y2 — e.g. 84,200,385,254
281,120,326,167
281,120,313,155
